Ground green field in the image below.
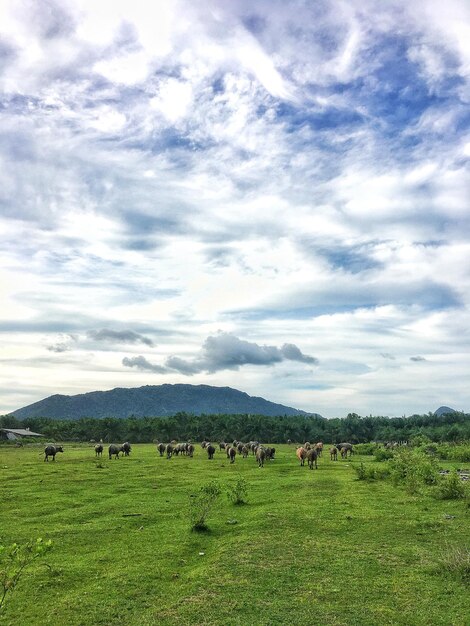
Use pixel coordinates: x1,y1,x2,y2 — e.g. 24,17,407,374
0,443,469,626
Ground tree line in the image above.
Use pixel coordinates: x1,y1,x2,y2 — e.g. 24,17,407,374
1,410,469,444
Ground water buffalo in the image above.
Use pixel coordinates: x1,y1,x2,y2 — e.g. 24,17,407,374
256,446,266,467
242,445,249,458
108,444,123,460
229,447,236,464
296,447,307,466
219,442,226,451
330,447,338,461
166,443,174,459
307,448,318,469
187,443,195,458
314,442,323,457
207,444,216,460
44,445,63,462
337,443,354,457
94,444,103,457
122,442,131,456
157,442,166,457
265,447,276,460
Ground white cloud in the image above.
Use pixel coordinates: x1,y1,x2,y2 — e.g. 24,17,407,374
0,0,469,417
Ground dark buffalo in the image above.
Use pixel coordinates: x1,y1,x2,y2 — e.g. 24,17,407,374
122,442,131,456
157,442,166,457
187,443,195,458
229,447,236,464
44,445,63,462
207,444,216,460
109,444,123,459
166,443,174,459
94,444,103,457
337,443,354,457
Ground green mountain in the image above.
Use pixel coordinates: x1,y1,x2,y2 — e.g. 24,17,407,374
11,384,318,420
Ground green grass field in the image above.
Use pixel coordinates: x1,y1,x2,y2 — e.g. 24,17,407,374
1,443,469,626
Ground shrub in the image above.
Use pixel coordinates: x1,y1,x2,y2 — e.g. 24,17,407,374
434,471,467,500
188,481,221,531
354,462,389,481
227,477,248,505
354,443,376,456
0,538,53,613
389,449,439,494
374,447,394,462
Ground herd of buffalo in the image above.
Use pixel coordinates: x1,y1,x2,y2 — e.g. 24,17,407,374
42,440,355,467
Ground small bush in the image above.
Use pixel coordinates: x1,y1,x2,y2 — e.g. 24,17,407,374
434,470,467,500
389,449,439,494
354,443,376,456
374,447,394,462
188,481,221,531
354,462,389,481
227,477,248,505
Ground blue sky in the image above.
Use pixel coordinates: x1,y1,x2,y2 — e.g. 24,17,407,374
0,0,469,417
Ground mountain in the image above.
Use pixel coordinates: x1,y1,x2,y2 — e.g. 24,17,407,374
11,384,319,420
434,406,457,417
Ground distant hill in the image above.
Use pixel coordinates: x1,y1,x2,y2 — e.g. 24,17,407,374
11,384,320,420
434,406,457,417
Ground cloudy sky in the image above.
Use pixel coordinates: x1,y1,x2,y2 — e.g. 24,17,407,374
1,0,469,417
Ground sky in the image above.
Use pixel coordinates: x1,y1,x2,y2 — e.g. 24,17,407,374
0,0,469,418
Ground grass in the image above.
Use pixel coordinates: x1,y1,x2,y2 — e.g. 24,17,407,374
0,443,469,625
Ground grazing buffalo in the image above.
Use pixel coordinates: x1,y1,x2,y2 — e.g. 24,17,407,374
44,445,63,462
207,444,216,460
229,447,236,464
307,448,318,470
166,443,174,459
296,447,307,466
122,442,131,456
242,445,249,458
256,446,266,467
330,447,338,461
219,442,226,451
157,443,166,457
265,447,276,460
337,443,354,457
94,444,103,457
108,444,123,460
187,443,195,458
237,442,244,454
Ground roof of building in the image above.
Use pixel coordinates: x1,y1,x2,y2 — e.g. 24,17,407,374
0,428,44,437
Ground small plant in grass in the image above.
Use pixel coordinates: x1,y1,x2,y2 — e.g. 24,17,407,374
227,477,248,505
188,481,221,531
353,463,389,481
0,538,53,613
434,470,467,500
438,543,470,584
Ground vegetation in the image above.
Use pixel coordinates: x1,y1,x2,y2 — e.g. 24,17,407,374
2,408,469,445
0,538,53,613
188,481,222,531
0,443,469,625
